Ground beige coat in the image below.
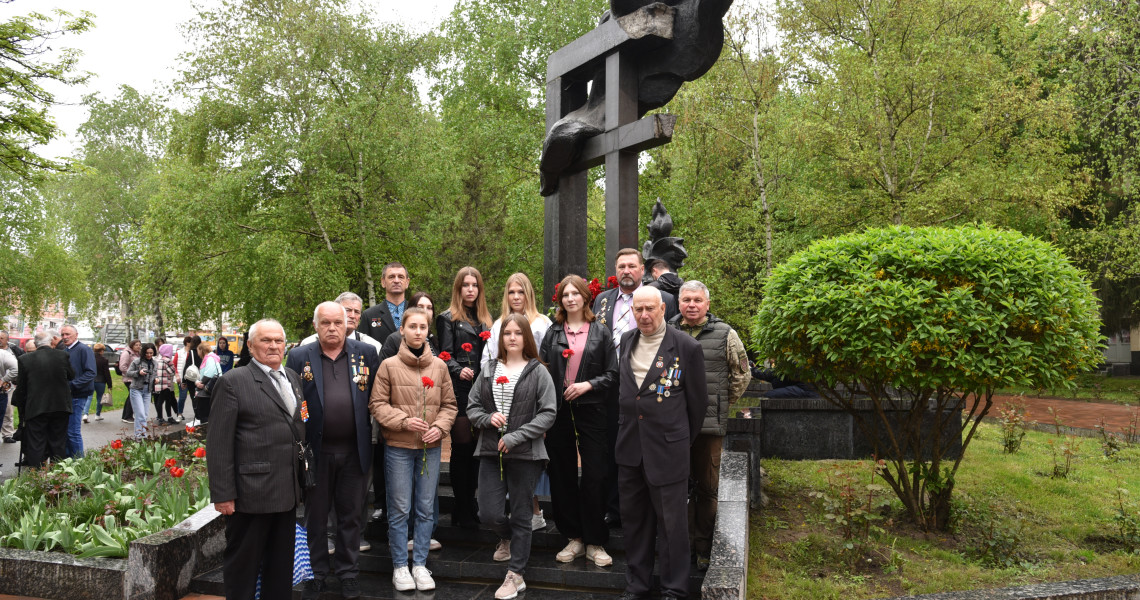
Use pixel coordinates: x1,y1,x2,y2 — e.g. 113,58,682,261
369,341,457,450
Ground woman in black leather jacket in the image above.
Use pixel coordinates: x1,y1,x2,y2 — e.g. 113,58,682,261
539,274,618,567
436,267,493,529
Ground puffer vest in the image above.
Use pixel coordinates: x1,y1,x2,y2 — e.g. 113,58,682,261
475,360,544,460
670,314,732,436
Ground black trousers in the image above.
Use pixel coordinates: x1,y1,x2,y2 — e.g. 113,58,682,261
619,463,691,598
546,401,609,546
154,389,176,418
370,440,386,512
223,509,296,600
22,411,69,468
604,392,621,518
306,450,367,580
449,432,479,526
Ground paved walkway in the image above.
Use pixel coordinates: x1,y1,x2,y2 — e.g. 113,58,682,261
972,394,1138,433
0,400,201,483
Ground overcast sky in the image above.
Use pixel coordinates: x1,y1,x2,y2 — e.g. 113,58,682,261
1,0,458,160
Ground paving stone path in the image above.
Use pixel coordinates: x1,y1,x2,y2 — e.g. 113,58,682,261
974,394,1138,434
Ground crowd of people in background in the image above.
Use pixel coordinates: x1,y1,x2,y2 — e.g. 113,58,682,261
1,250,756,600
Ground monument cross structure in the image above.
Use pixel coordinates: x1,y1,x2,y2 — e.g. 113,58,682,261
540,0,733,302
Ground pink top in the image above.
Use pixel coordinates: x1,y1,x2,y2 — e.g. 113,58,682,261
564,322,590,386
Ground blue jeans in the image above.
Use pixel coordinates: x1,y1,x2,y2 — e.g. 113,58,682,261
67,396,87,458
129,388,149,438
385,445,440,568
92,382,106,416
177,385,188,415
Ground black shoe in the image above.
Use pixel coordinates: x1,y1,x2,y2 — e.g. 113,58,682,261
2,437,14,444
660,594,683,600
302,578,326,600
166,417,177,425
340,577,361,599
618,593,648,600
604,512,622,528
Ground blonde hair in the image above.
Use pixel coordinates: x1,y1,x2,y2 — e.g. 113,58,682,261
446,266,493,328
198,341,214,354
498,272,543,324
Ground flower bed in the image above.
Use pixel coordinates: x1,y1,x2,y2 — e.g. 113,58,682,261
0,429,210,558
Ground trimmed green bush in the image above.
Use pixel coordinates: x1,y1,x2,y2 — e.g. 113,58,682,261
753,225,1104,530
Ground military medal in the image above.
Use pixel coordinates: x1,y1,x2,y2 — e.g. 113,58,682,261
302,362,314,381
598,297,609,324
300,399,310,422
352,356,368,391
655,355,664,369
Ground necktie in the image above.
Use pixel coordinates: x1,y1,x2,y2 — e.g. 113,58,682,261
613,293,633,347
269,370,296,415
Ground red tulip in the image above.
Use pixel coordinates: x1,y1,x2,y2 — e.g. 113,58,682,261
495,376,509,385
170,467,185,478
194,447,206,458
562,349,574,358
479,331,491,341
422,376,435,389
186,425,196,433
165,458,177,468
110,439,123,450
461,343,473,352
439,351,451,361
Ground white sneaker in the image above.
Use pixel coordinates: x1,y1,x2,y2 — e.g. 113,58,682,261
82,415,88,423
531,510,546,531
494,571,526,600
176,414,185,422
407,539,443,551
392,566,415,591
95,415,104,421
359,539,371,552
411,565,435,591
371,508,383,521
586,544,613,567
556,539,585,563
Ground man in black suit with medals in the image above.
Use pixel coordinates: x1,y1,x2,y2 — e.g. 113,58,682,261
615,286,708,600
287,302,379,600
359,262,409,344
592,248,680,527
207,319,305,600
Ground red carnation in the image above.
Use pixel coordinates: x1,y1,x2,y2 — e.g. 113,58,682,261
479,331,491,341
439,351,452,361
194,447,206,458
461,343,473,352
110,439,123,450
552,282,561,303
562,348,574,359
164,458,177,468
588,278,602,300
495,376,510,385
607,276,618,288
170,467,185,478
422,376,435,389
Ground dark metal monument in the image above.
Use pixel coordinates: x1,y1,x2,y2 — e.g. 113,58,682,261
540,0,733,299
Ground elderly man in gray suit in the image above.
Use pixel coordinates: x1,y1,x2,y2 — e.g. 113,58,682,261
208,319,306,600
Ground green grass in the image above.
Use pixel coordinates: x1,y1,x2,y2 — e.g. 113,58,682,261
1000,374,1140,405
748,421,1140,599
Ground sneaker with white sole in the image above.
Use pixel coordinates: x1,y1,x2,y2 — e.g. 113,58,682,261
492,538,511,562
586,544,613,567
359,539,371,552
82,415,88,423
411,565,435,591
95,415,104,421
531,509,546,530
556,539,585,563
494,571,526,600
407,539,443,551
392,566,415,591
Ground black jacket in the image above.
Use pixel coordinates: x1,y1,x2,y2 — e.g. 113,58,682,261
437,310,489,418
539,321,618,408
12,349,75,421
648,272,683,299
592,287,680,333
361,300,404,345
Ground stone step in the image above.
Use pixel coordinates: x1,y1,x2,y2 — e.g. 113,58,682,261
190,567,626,599
363,509,628,553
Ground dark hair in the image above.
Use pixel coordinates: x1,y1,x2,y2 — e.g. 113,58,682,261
154,337,165,347
140,343,157,360
129,339,141,351
190,335,202,349
217,337,228,350
183,336,193,345
554,274,596,324
382,262,408,278
408,291,434,310
496,313,543,364
616,247,643,265
645,258,669,274
236,331,252,368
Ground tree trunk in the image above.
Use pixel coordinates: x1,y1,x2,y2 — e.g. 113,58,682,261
358,153,376,306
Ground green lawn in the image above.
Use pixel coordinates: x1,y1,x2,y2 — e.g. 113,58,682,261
1000,374,1140,405
749,421,1140,599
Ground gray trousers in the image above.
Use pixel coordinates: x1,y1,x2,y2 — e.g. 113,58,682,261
619,463,691,598
306,450,368,580
477,456,542,575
